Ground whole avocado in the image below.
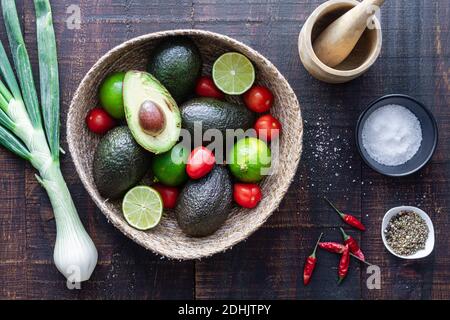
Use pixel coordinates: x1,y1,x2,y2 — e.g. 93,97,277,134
180,97,255,141
93,126,151,199
147,37,202,103
175,165,233,237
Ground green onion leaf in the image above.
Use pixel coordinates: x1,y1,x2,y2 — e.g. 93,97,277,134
0,95,8,111
0,107,14,131
1,0,42,127
0,76,13,105
0,124,31,160
0,41,21,101
34,0,60,160
0,86,10,112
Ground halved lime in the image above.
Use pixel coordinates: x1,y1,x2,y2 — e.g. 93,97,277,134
212,52,255,95
122,186,163,230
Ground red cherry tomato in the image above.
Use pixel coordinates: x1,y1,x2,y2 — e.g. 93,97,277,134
186,147,215,179
233,183,262,208
152,183,179,209
86,108,116,134
254,114,282,142
195,76,225,99
243,85,274,113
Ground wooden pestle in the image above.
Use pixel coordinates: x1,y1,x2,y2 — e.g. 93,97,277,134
312,0,385,68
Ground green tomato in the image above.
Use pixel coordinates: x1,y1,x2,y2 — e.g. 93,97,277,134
151,144,189,187
99,72,125,119
228,137,271,183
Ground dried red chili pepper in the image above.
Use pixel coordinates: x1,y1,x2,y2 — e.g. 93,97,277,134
303,233,323,285
324,197,366,231
340,227,365,261
318,242,345,254
338,244,350,284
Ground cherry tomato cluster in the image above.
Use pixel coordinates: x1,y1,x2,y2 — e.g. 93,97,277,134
193,77,282,209
245,86,282,143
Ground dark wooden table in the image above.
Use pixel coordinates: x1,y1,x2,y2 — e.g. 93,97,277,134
0,0,449,300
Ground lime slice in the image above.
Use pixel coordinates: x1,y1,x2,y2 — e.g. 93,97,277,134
122,186,163,230
212,52,255,95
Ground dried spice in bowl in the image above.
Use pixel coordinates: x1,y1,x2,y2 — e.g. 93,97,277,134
384,211,429,256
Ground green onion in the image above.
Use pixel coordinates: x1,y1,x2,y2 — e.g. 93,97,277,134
0,0,97,283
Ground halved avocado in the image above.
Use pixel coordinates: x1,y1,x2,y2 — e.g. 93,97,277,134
123,70,181,154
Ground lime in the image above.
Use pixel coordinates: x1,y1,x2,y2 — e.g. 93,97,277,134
99,72,125,119
151,144,189,186
212,52,255,95
122,186,163,230
228,137,271,182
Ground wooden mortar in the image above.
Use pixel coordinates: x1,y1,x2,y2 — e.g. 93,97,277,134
298,0,382,84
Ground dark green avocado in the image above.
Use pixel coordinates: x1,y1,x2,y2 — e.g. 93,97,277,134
93,126,151,199
175,165,233,237
147,37,202,103
180,97,255,142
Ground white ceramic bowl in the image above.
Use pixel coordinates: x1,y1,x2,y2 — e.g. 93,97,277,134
381,206,435,259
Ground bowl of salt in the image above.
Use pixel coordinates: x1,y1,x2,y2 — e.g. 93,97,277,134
356,94,438,177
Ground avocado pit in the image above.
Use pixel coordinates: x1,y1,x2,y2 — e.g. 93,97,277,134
139,100,166,136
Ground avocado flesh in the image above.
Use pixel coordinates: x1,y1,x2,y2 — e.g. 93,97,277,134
180,97,255,142
93,126,151,199
124,70,181,154
147,37,202,103
175,165,233,237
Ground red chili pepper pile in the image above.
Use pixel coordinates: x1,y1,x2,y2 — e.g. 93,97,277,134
302,198,368,285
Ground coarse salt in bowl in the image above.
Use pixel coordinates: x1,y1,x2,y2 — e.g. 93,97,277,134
356,94,438,177
362,104,422,166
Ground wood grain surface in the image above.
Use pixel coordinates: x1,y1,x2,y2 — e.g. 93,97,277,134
0,0,449,300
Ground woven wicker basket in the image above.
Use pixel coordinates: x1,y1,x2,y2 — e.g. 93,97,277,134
67,29,303,260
